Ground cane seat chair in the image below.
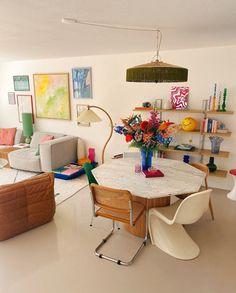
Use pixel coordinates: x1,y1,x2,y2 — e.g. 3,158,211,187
90,183,147,266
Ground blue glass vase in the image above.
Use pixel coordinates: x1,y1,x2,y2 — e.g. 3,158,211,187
141,149,153,171
209,136,224,154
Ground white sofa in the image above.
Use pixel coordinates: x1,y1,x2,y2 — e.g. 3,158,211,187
8,131,85,172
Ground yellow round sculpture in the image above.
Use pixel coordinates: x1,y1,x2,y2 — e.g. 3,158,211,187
182,117,197,131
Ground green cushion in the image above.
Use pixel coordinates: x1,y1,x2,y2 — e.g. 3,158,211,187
83,163,98,185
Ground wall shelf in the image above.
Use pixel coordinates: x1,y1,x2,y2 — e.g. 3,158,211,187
133,107,234,115
180,129,232,137
133,104,233,178
208,170,228,178
162,146,230,158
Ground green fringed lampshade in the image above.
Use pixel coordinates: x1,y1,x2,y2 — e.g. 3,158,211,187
126,60,188,83
22,113,33,137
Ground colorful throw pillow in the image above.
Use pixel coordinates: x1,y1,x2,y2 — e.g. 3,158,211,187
35,135,54,155
40,134,54,143
0,128,17,145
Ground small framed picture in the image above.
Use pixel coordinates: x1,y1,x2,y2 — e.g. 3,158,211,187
13,75,30,91
17,95,34,123
72,67,92,99
8,92,16,105
76,104,90,127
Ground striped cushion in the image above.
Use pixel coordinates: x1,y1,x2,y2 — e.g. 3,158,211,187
0,128,17,145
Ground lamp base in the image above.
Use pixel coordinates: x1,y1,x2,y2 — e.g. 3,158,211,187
25,137,31,144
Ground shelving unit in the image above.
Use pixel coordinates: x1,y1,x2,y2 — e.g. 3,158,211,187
133,106,234,178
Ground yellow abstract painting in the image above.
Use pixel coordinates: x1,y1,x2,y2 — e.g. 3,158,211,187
33,73,71,120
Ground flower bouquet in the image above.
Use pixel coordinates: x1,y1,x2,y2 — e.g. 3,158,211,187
114,111,180,170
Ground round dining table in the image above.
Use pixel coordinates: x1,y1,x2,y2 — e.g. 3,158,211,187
92,157,205,237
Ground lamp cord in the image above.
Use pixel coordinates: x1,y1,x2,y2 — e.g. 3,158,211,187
62,17,163,62
62,17,157,32
156,30,162,61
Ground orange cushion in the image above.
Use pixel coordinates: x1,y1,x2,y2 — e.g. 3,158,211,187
0,128,17,145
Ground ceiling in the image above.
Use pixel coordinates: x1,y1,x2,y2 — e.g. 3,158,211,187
0,0,236,61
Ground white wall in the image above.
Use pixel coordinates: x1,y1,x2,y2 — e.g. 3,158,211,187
0,45,235,190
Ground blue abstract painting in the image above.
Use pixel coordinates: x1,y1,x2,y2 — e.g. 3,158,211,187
72,67,92,99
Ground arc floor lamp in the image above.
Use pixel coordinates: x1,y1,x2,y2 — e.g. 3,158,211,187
77,105,114,164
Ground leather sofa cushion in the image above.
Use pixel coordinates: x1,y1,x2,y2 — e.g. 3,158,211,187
0,173,55,241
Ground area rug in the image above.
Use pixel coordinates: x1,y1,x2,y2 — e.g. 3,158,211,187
0,168,88,205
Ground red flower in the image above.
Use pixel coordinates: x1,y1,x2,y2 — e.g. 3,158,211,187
140,121,149,131
125,134,133,142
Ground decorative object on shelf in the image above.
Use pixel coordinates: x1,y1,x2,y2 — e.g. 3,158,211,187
181,117,197,131
17,95,34,123
217,121,228,133
162,99,172,110
170,86,189,109
227,169,236,201
88,148,95,163
209,136,224,154
13,75,30,91
208,96,212,111
8,92,16,105
207,157,217,172
61,18,188,83
221,88,227,112
142,102,151,108
77,105,113,164
72,67,92,99
22,113,33,143
183,155,190,163
175,144,195,151
217,91,222,111
114,110,179,170
33,73,71,120
153,99,162,110
212,83,217,111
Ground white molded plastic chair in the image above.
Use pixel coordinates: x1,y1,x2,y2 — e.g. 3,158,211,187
149,189,212,260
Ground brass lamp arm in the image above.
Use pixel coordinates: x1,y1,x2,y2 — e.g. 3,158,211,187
88,105,114,164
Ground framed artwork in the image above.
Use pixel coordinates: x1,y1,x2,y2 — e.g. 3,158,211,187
17,95,34,123
170,86,189,109
76,104,90,127
13,75,30,91
33,73,71,120
72,67,92,99
8,92,16,105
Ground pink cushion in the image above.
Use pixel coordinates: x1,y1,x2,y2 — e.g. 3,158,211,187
40,135,54,143
0,128,17,145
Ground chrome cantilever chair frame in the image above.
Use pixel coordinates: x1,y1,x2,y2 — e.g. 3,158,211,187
90,184,147,266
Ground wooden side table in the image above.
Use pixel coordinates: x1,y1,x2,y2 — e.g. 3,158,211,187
0,147,19,168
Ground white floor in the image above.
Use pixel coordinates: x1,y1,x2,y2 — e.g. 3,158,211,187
0,186,236,293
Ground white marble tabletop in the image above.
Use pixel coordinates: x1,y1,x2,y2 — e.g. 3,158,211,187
92,158,205,199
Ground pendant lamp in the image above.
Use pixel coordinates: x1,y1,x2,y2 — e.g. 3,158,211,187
61,18,188,83
126,30,188,83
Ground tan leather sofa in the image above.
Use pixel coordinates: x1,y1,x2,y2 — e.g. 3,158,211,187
0,173,55,241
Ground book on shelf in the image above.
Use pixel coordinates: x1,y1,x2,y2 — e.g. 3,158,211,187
201,118,218,133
